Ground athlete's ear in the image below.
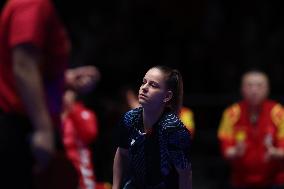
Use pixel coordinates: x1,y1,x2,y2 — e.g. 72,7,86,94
163,90,173,103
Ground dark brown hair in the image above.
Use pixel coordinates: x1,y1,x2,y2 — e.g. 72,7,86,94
152,65,184,114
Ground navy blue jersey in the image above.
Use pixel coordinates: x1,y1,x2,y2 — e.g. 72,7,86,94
117,107,191,189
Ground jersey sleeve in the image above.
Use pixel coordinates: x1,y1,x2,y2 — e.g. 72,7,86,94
8,1,51,48
115,111,133,149
271,104,284,148
217,104,240,156
168,127,191,170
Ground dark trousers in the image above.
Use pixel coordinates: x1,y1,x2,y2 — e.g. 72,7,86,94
0,111,33,189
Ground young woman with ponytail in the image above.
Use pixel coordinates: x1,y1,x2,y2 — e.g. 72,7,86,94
112,65,192,189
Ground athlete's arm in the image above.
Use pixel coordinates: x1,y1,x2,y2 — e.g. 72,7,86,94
13,44,55,170
112,147,129,189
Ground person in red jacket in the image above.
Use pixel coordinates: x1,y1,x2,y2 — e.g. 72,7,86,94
218,69,284,189
63,66,111,189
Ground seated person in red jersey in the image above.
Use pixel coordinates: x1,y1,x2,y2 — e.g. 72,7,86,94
63,66,111,189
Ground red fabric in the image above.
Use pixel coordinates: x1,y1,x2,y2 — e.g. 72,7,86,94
0,0,69,115
220,100,284,187
274,161,284,186
62,102,99,189
273,127,284,184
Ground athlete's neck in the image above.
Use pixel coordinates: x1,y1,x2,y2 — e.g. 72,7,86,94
142,106,164,130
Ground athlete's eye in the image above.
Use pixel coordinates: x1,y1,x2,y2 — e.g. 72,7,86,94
150,82,159,88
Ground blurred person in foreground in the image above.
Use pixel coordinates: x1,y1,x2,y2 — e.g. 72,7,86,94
112,65,192,189
218,69,284,189
0,0,70,188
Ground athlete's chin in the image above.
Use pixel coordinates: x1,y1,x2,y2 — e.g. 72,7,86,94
138,99,147,106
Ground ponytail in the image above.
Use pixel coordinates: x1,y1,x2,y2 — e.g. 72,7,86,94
153,65,184,114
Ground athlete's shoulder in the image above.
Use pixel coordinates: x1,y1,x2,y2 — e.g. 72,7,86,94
164,112,191,147
122,107,142,128
124,107,142,119
160,111,185,131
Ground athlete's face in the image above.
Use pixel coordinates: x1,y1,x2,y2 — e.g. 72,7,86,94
241,72,269,107
138,68,172,109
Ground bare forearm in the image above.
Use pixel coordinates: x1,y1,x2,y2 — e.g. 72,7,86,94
13,47,52,131
113,150,123,189
113,148,128,189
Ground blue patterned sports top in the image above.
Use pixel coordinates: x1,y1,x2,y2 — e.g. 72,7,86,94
117,107,191,189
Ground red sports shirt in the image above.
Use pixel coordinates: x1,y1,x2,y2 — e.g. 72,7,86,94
0,0,70,116
218,100,284,187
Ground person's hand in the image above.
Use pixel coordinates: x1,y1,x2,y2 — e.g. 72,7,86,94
265,146,284,161
265,146,278,161
31,129,55,174
225,142,246,159
65,66,101,94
